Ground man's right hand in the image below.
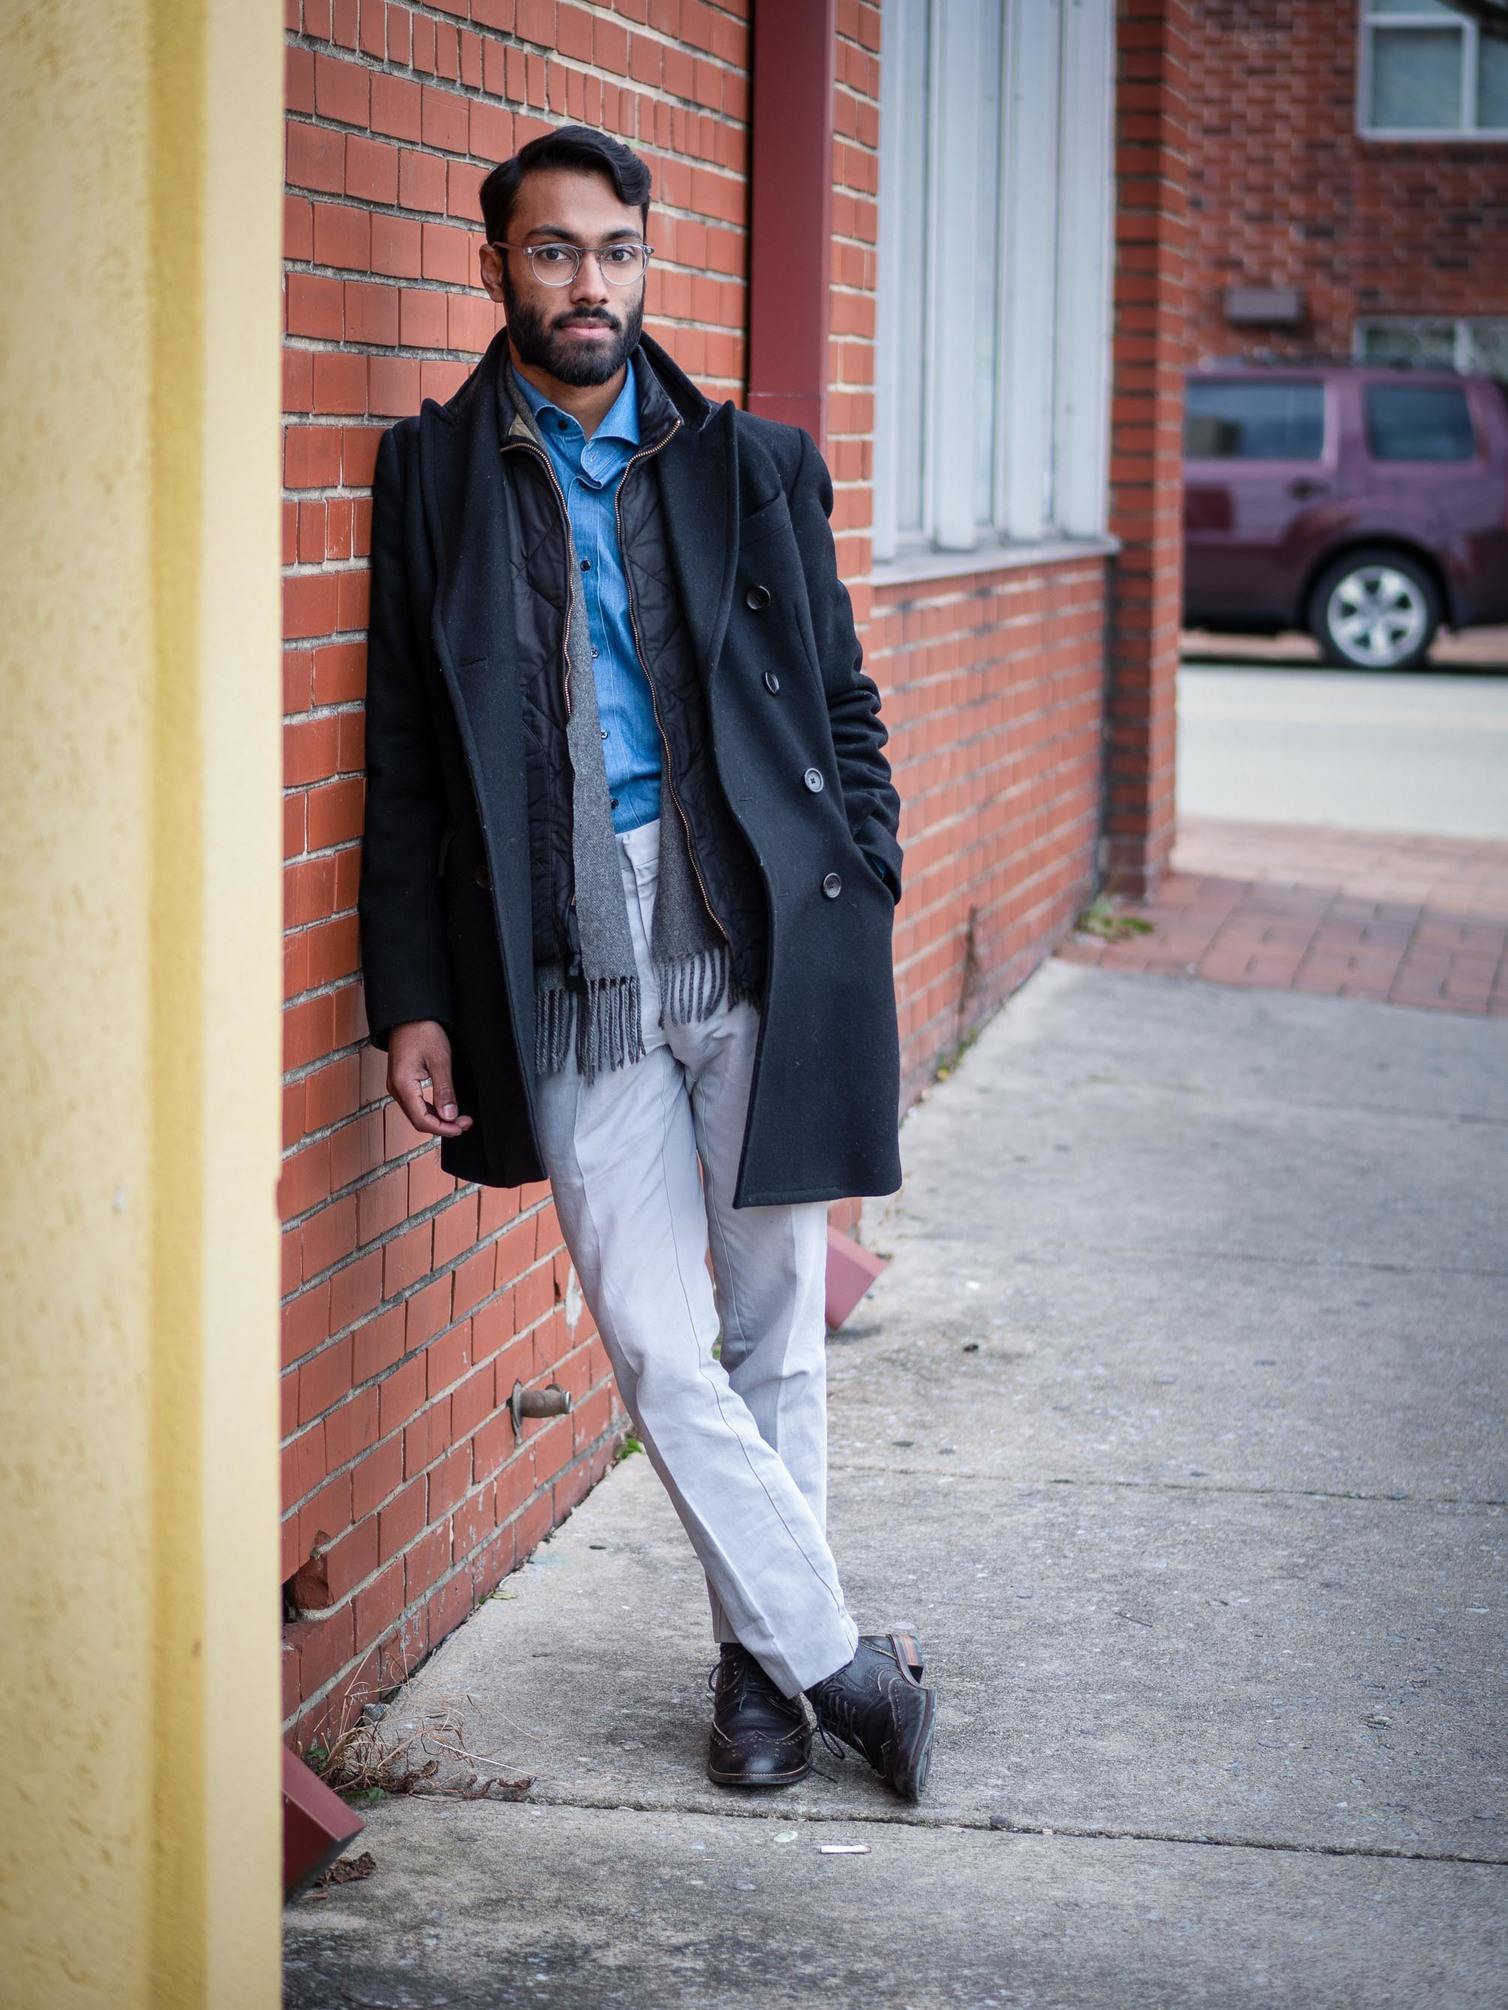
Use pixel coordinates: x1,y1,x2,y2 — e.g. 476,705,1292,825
388,1020,474,1138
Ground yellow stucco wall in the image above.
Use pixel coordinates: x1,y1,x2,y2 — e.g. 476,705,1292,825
0,4,285,2004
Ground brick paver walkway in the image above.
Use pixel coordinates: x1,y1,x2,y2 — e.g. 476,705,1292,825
1059,817,1508,1017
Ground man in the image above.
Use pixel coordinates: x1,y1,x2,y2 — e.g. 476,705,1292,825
358,125,937,1800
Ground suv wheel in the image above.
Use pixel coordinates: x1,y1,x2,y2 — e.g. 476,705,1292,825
1307,547,1440,671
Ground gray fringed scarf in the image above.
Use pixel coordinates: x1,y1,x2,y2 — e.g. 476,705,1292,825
507,380,756,1083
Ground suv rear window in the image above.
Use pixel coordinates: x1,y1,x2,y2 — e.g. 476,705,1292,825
1184,379,1325,460
1364,384,1475,462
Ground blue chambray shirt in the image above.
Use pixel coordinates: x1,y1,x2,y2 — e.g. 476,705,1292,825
513,353,664,835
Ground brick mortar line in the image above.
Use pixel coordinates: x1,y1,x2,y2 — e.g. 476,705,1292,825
283,1359,615,1535
282,284,748,311
279,624,370,651
283,1175,551,1294
284,95,751,166
893,845,1096,920
282,972,363,1015
284,1349,618,1527
281,1041,370,1091
284,1327,580,1469
279,1115,526,1225
286,24,753,95
287,1180,553,1308
284,1244,557,1392
281,834,364,872
285,1431,627,1723
285,248,749,278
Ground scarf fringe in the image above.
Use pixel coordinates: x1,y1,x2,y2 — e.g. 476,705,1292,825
535,946,758,1082
655,942,761,1028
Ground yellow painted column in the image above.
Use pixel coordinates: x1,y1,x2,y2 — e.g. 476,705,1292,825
0,4,285,2005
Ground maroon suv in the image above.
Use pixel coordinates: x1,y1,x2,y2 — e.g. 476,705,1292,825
1182,361,1508,669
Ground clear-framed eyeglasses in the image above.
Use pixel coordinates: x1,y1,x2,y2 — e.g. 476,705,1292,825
491,240,653,287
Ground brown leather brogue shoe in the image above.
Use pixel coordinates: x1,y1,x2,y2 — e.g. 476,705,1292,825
705,1642,813,1788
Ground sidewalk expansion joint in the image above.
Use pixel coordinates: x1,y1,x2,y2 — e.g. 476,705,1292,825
989,1067,1508,1133
826,1462,1508,1510
493,1787,1508,1867
990,1241,1508,1281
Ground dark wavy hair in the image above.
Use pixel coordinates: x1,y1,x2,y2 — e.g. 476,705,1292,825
480,125,652,246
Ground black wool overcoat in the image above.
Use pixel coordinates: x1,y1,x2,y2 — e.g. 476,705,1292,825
357,324,904,1207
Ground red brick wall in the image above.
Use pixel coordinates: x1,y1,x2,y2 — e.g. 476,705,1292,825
280,0,755,1747
1103,0,1191,901
279,0,1132,1748
1185,0,1508,365
871,564,1109,1095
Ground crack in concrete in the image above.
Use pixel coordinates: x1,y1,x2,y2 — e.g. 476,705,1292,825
420,1785,1508,1869
825,1462,1508,1509
987,1064,1508,1132
872,1240,1508,1281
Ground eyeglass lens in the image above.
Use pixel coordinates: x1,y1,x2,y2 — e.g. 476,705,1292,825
526,243,649,286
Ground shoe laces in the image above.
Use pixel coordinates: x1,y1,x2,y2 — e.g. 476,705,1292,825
707,1655,747,1707
810,1678,865,1763
813,1716,848,1763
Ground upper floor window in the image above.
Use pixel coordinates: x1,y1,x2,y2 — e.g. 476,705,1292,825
1359,0,1508,139
1356,315,1508,375
873,0,1116,569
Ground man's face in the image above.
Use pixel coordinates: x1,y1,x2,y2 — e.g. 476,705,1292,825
487,166,646,389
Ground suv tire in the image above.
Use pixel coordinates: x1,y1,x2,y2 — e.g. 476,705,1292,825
1307,546,1441,671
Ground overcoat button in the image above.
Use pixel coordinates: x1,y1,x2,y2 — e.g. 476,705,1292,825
803,766,825,793
745,583,771,610
763,669,781,694
474,864,491,889
822,872,842,899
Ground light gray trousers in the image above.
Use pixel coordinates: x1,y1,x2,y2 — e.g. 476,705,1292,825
531,815,861,1698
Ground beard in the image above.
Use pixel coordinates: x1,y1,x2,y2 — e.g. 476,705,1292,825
501,270,644,387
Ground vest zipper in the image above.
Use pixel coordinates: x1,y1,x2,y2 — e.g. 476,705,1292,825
615,416,733,950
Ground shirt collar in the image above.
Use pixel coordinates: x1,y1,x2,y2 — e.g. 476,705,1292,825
512,350,641,449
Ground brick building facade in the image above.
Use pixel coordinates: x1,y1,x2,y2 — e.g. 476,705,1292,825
1186,0,1508,371
279,0,1189,1748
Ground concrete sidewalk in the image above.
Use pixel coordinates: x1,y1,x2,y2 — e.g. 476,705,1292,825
285,959,1508,2009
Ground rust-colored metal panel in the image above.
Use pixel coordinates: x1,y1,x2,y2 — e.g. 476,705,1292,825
283,1744,365,1899
747,0,838,451
825,1225,888,1331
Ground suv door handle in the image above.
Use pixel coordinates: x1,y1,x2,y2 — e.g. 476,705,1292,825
1286,477,1330,499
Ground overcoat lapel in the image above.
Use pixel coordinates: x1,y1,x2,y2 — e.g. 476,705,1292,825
417,329,513,698
655,396,740,689
414,330,537,1076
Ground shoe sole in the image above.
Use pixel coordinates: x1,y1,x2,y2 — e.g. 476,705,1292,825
705,1757,812,1788
891,1684,937,1802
